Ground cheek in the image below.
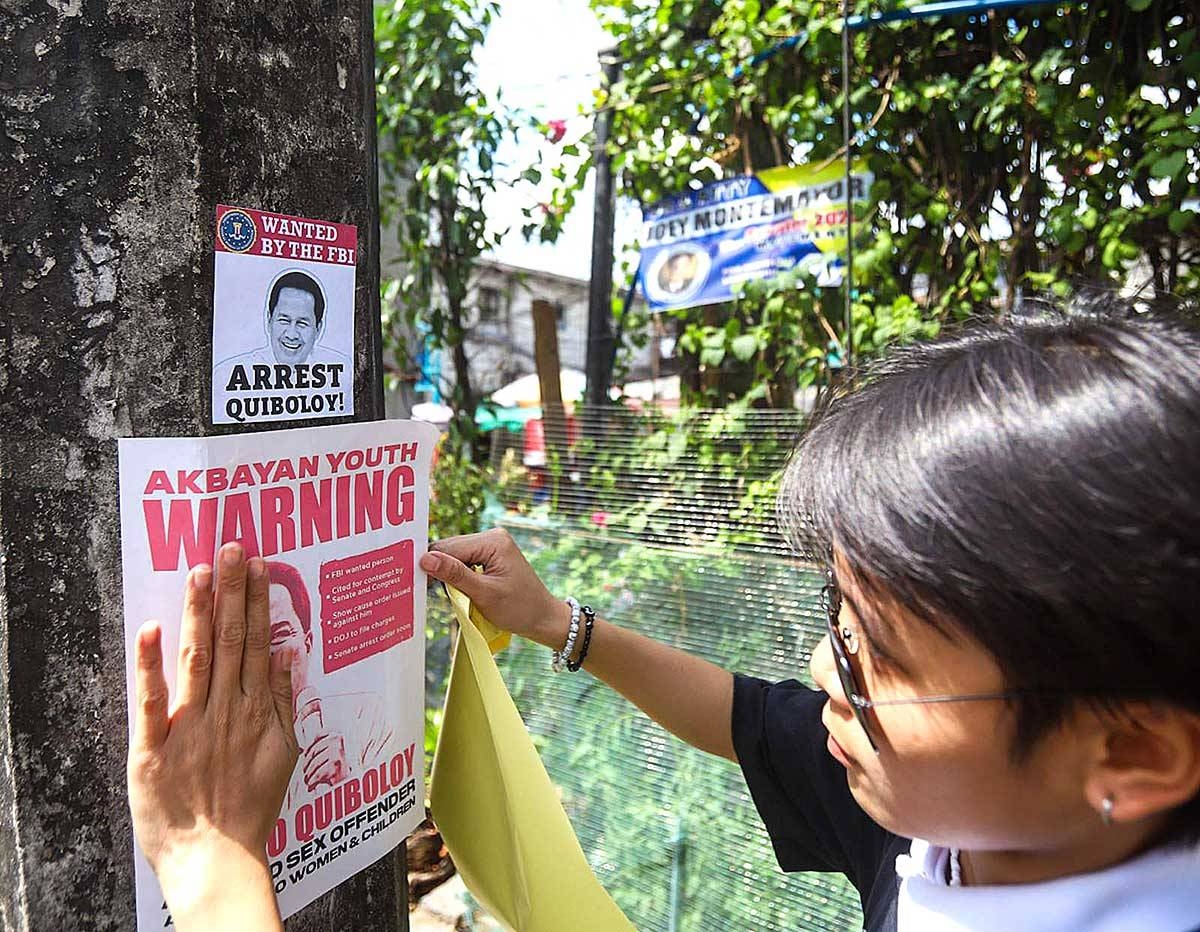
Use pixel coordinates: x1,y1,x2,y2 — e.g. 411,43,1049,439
856,712,1094,850
846,706,1030,844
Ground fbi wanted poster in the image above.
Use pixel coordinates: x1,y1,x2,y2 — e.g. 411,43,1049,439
118,420,439,930
211,204,357,425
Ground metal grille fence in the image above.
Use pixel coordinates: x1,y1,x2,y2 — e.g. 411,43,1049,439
432,404,863,931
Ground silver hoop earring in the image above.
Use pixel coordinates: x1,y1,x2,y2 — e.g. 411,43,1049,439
1100,795,1114,826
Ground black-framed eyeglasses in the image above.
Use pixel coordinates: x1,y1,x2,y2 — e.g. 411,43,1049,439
820,563,1024,754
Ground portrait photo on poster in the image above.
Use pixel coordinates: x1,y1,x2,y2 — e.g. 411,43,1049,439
211,205,358,426
645,244,711,305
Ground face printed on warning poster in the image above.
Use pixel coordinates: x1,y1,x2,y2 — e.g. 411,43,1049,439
212,205,357,425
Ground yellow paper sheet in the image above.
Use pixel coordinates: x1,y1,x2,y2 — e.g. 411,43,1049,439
429,586,636,932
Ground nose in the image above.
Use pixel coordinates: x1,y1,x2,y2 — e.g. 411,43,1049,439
809,633,845,703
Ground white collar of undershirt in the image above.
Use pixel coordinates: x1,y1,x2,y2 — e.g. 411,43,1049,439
895,837,1200,932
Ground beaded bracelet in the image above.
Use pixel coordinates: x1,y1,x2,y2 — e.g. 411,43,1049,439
551,597,581,672
566,605,595,672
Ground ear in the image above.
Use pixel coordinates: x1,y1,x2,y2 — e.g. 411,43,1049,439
305,631,313,654
1084,703,1200,826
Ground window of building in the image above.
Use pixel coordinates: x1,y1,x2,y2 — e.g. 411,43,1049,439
478,285,503,322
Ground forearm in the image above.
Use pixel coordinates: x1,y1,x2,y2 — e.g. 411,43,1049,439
158,844,283,932
530,609,736,761
418,534,737,760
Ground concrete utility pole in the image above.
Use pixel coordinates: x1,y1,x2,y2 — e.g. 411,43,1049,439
583,49,622,411
0,2,406,929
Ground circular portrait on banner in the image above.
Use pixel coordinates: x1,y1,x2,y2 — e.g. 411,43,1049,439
646,244,711,305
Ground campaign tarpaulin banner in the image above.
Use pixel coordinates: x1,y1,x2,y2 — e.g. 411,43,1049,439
637,162,874,313
118,420,438,931
211,205,357,425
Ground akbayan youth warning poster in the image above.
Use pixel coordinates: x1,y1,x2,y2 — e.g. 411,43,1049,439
118,419,439,931
211,204,357,425
637,162,874,312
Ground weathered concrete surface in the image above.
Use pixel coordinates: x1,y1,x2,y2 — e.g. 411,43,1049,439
0,0,403,928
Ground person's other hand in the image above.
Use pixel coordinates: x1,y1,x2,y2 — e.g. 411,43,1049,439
293,685,325,747
127,543,299,931
420,528,570,648
302,732,349,790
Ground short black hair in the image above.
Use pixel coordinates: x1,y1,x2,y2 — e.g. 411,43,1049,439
266,560,311,638
268,271,325,326
779,295,1200,842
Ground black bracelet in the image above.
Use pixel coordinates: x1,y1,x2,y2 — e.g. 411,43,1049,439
566,605,595,672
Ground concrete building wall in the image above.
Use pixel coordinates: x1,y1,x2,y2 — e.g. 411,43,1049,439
382,257,657,416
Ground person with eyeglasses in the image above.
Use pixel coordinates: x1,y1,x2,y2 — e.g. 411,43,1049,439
421,297,1200,932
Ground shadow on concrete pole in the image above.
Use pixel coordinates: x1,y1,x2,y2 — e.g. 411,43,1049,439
0,1,407,929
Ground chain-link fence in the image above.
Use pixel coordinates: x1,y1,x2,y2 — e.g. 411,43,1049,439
431,405,863,931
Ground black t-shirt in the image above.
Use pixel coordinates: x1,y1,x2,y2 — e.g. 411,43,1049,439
732,674,908,932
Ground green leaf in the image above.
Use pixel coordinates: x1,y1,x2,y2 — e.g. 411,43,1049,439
1148,114,1180,133
1168,211,1193,234
730,334,759,362
666,430,689,463
1151,152,1188,178
700,346,726,368
925,202,950,224
1128,0,1152,11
